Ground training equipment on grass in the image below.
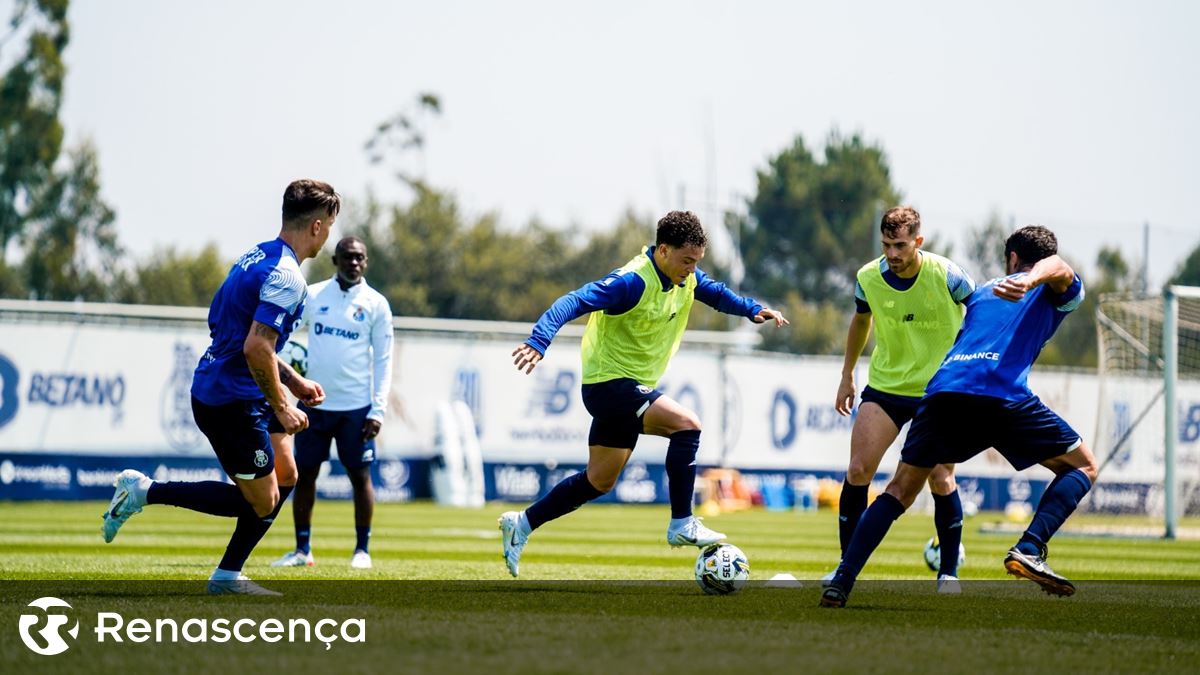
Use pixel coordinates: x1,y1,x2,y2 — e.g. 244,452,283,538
695,543,749,595
279,339,308,377
923,536,966,572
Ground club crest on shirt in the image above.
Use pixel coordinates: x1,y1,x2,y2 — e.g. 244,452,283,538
254,449,268,468
353,306,366,322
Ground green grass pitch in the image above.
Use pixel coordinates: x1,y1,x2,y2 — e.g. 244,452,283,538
2,500,1198,673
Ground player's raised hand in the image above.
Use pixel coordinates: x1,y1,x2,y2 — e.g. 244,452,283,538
993,275,1032,302
752,307,790,327
512,343,543,375
835,375,856,416
288,376,325,407
276,403,309,435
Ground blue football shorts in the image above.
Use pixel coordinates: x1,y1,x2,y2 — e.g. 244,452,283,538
901,392,1082,470
191,397,283,480
294,404,377,470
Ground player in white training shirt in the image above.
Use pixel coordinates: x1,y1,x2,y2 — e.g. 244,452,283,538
273,236,394,569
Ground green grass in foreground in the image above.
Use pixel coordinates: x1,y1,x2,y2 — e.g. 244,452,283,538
0,501,1198,674
0,500,1198,581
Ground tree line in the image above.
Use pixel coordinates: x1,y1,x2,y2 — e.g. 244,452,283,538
3,0,1196,368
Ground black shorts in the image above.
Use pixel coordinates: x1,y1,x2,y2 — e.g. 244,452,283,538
580,378,663,449
295,404,377,470
191,396,284,480
901,392,1082,471
860,385,922,429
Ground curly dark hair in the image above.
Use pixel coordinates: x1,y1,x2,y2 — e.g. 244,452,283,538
1004,225,1058,266
656,210,708,248
282,179,341,226
880,206,920,237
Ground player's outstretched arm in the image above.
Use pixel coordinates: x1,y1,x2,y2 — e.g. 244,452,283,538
245,321,308,434
518,271,642,374
836,312,873,416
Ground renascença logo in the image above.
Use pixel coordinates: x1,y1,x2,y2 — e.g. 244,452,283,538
18,597,79,656
16,597,366,654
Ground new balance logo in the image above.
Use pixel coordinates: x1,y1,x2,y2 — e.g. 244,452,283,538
903,314,915,322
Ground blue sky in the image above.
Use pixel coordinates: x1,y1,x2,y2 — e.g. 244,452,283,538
45,0,1200,285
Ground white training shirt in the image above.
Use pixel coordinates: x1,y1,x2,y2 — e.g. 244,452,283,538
299,277,394,419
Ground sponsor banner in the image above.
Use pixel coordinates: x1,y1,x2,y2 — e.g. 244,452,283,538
388,338,724,465
0,453,427,502
0,324,213,456
2,315,1196,500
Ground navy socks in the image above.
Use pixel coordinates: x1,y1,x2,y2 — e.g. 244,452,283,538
665,429,702,519
932,490,964,576
835,492,907,592
355,526,371,553
218,484,294,573
1017,469,1091,556
525,471,604,530
147,481,251,518
838,481,870,555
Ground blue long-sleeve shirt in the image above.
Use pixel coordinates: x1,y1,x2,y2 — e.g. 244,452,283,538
526,246,763,355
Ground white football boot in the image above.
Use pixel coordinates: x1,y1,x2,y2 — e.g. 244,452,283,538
666,516,725,548
498,511,528,577
207,574,282,596
350,550,373,569
101,469,151,543
937,574,962,594
271,550,315,567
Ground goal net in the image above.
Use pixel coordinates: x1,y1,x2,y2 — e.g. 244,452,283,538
1093,287,1200,537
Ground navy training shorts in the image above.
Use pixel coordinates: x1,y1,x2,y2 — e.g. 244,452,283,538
580,378,664,450
191,396,284,480
901,392,1082,471
860,385,922,429
294,404,377,470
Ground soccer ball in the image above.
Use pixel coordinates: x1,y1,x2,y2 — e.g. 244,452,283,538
279,340,308,377
923,536,966,572
695,543,750,595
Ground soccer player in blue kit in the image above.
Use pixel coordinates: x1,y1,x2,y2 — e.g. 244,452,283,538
101,180,340,595
820,225,1100,608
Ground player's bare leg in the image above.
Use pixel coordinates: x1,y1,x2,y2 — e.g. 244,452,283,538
644,396,724,547
824,403,899,584
1005,442,1099,597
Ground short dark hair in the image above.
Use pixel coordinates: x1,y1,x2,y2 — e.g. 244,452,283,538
334,236,366,256
1004,225,1058,266
656,210,707,248
880,206,920,237
282,179,341,226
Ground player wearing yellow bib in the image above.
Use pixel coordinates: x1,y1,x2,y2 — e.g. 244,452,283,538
499,211,789,577
830,206,975,591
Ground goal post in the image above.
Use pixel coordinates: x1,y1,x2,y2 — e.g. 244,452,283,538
1094,286,1200,538
1165,285,1200,538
